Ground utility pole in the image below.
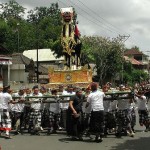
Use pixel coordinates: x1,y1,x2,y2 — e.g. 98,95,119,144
36,24,39,83
119,35,130,84
17,23,20,53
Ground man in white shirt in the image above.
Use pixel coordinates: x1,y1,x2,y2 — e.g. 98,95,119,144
134,90,149,132
47,89,61,134
116,85,134,137
86,82,105,143
0,86,12,139
29,85,43,135
11,89,25,134
103,85,115,136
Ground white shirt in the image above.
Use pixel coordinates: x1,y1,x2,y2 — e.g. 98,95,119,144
117,94,129,110
30,93,43,110
11,93,25,112
49,97,61,113
87,90,105,111
103,95,111,112
109,100,118,111
0,92,4,110
135,95,148,110
2,92,12,110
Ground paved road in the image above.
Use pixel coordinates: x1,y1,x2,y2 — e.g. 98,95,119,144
0,128,150,150
1,111,150,150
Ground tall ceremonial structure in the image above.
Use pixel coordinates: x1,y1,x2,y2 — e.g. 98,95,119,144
47,7,92,88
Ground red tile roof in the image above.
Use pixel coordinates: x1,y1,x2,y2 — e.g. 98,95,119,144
124,49,143,55
130,58,143,65
124,56,143,65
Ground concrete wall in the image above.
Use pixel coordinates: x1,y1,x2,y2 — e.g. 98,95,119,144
10,64,28,83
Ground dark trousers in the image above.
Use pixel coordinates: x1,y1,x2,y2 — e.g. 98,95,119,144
89,110,104,136
11,111,24,131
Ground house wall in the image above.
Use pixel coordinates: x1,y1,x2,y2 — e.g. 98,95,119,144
10,64,28,83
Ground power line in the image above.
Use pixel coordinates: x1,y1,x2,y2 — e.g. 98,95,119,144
58,0,147,51
74,1,144,47
69,0,120,34
76,0,125,35
66,0,121,35
58,0,133,45
76,0,143,48
58,0,116,34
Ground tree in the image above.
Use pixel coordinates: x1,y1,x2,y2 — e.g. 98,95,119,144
81,35,124,85
26,3,62,51
0,18,8,44
0,0,27,53
0,0,26,20
123,60,149,85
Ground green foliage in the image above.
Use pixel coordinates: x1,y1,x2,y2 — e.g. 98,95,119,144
131,69,148,83
82,36,124,85
0,1,62,53
0,0,26,20
123,61,149,85
0,18,9,44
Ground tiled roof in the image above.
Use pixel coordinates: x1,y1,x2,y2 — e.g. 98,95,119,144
124,56,143,65
124,49,143,55
130,58,143,65
11,53,48,74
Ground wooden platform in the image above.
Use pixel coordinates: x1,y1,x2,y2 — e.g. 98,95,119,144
46,66,92,88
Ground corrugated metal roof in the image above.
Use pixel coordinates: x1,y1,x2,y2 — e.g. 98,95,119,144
23,49,64,62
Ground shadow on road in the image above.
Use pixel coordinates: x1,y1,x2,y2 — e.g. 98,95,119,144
59,136,99,143
59,137,75,143
111,136,150,150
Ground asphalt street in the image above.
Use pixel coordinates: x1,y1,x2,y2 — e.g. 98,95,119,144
1,110,150,150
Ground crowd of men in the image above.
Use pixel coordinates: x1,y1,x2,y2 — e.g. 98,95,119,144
0,82,150,142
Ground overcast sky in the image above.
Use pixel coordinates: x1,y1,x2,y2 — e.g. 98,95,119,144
1,0,150,54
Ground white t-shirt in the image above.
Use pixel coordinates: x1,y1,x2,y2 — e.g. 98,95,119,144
0,92,4,110
30,93,43,110
2,92,12,110
103,95,111,112
11,93,25,112
135,95,148,110
117,94,129,110
87,90,105,111
49,97,61,114
109,100,118,111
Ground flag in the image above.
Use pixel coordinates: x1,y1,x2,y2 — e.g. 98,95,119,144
74,24,80,37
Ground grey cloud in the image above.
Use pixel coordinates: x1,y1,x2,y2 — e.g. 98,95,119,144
0,0,150,52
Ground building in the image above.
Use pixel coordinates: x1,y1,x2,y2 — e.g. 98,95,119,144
10,53,48,84
23,49,64,70
124,48,149,73
0,45,12,87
